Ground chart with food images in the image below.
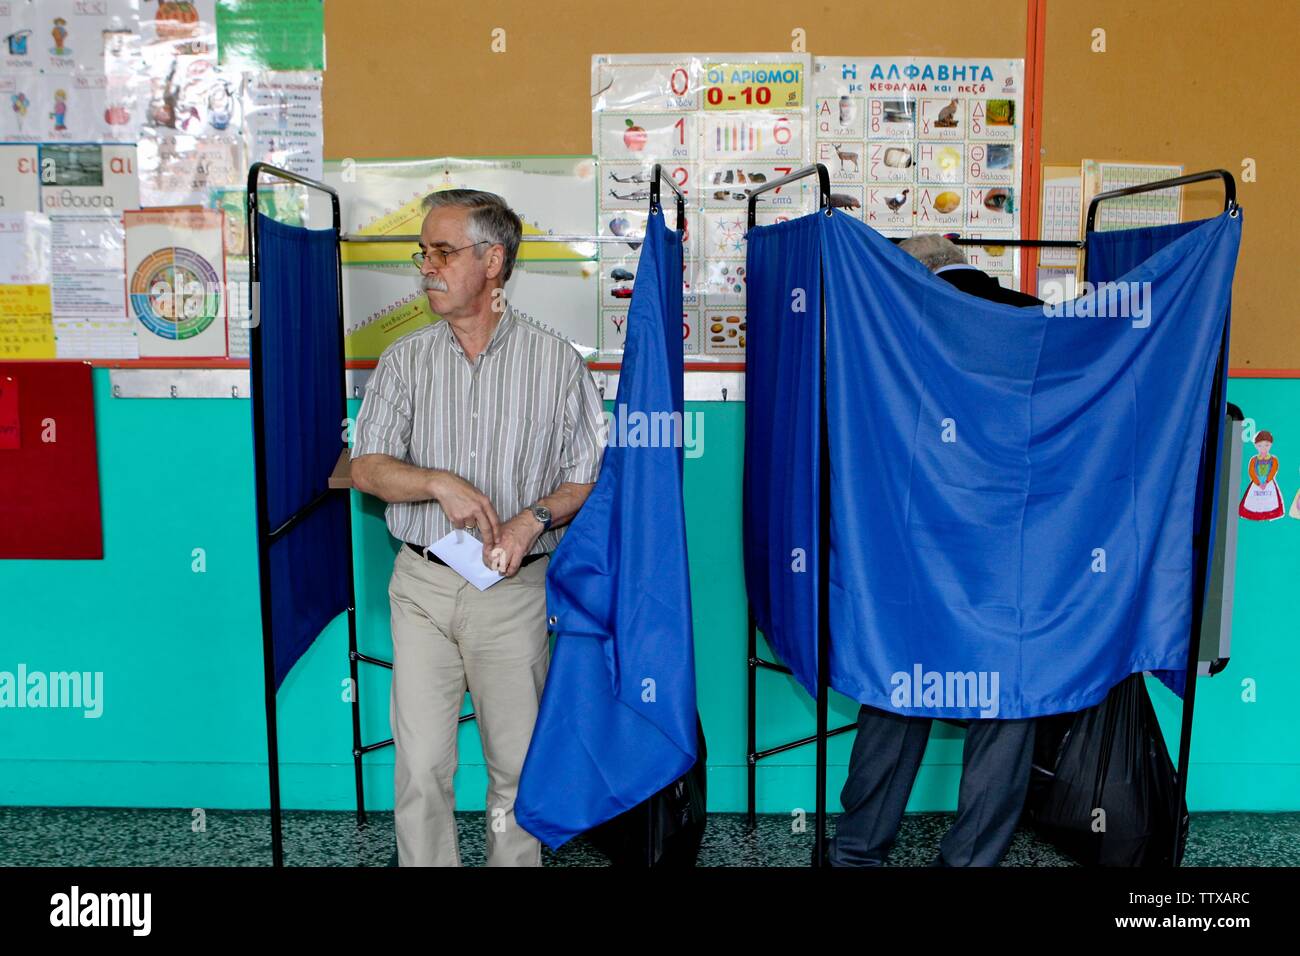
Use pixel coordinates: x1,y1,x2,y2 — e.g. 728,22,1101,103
592,53,815,359
812,56,1025,288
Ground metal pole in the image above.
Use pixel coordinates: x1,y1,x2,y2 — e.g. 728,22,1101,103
746,609,757,828
247,164,284,868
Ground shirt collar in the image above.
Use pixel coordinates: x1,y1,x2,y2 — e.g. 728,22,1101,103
934,263,979,275
446,303,516,360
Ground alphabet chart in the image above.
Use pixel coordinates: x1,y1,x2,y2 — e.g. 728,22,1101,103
591,53,815,359
813,56,1025,290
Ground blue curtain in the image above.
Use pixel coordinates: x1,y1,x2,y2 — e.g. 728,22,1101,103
742,213,824,698
253,213,351,690
1087,215,1236,697
743,207,1242,719
516,208,697,849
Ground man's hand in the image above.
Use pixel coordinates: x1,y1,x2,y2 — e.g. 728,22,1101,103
484,511,544,577
431,471,501,548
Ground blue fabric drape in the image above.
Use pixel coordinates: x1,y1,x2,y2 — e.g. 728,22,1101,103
742,214,824,698
1087,216,1236,698
516,208,697,849
743,207,1242,719
254,213,351,690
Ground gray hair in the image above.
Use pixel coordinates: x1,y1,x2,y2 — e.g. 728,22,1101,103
421,189,523,282
898,233,967,272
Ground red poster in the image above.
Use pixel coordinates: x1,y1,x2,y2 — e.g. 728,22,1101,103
0,362,103,559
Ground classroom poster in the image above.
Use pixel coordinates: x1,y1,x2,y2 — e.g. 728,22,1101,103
813,56,1025,288
1081,160,1184,232
124,207,228,358
324,156,600,360
592,53,814,359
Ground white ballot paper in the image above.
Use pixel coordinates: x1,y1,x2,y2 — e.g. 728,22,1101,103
427,530,504,591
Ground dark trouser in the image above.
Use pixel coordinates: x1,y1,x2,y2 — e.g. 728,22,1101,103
828,705,1036,867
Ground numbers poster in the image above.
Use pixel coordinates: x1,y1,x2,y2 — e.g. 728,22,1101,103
592,53,815,359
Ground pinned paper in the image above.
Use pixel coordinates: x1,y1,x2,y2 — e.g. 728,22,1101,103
427,529,504,591
0,284,55,358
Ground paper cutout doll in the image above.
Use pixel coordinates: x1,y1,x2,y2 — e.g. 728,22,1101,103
50,18,69,56
50,89,67,131
1239,430,1285,521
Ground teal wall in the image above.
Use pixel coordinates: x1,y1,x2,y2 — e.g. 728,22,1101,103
1,371,1297,812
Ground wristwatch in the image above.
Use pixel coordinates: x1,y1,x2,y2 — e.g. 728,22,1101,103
529,504,552,531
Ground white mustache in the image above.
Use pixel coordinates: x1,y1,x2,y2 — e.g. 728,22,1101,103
421,275,447,292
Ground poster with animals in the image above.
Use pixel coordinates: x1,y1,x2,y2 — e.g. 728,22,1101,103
812,56,1025,291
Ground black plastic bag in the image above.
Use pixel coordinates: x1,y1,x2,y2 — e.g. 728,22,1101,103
1026,674,1189,866
584,718,708,867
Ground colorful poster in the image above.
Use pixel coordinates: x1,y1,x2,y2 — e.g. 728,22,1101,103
592,53,814,359
216,0,324,71
813,56,1025,287
341,260,598,362
124,207,227,357
324,156,600,359
38,142,139,214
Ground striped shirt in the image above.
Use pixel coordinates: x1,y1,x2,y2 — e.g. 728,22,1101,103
351,304,605,554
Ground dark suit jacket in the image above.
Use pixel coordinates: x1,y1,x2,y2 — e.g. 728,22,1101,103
936,266,1044,307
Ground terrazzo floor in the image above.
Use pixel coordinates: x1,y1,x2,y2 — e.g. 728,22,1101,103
2,808,1296,867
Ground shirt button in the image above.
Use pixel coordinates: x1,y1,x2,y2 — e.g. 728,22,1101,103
469,451,476,458
472,412,478,419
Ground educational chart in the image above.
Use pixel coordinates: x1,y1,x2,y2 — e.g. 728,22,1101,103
1037,163,1082,301
1081,160,1184,231
38,143,140,358
592,53,815,359
812,56,1025,288
124,207,228,358
323,157,599,360
0,0,326,362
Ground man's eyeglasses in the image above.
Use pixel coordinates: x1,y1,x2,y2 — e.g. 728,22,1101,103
411,241,488,268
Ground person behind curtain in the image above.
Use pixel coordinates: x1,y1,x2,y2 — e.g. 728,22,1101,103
350,190,606,866
1238,430,1284,521
827,234,1040,867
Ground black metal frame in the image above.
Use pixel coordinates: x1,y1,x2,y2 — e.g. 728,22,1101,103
744,164,1239,867
247,162,365,867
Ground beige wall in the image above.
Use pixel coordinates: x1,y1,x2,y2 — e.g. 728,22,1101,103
324,0,1294,368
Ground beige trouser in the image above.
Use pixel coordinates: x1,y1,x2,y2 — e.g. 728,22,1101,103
387,544,550,866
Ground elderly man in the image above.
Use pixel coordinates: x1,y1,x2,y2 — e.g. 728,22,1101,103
827,235,1041,868
350,189,605,867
